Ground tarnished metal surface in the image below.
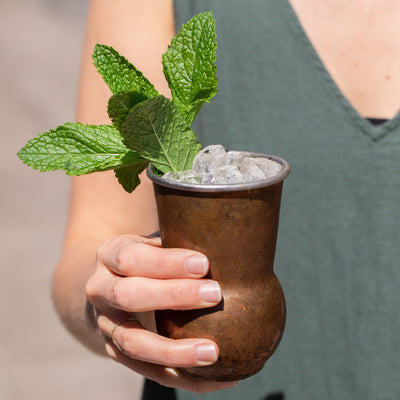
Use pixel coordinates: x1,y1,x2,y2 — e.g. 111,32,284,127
147,154,290,381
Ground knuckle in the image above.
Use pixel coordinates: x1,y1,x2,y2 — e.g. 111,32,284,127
118,331,134,355
166,281,184,307
115,243,135,273
96,238,113,262
95,244,104,262
85,276,95,299
97,236,138,274
161,344,178,364
111,279,128,307
85,272,100,301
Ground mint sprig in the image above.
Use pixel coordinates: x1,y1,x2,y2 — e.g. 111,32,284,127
17,12,218,193
163,11,218,125
121,96,201,173
107,91,148,130
115,159,149,193
93,44,158,98
17,122,144,175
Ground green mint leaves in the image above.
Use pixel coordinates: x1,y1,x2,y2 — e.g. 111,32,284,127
17,12,217,193
121,95,201,173
163,11,217,125
17,122,148,192
92,44,158,98
17,123,139,175
107,91,149,130
114,159,149,193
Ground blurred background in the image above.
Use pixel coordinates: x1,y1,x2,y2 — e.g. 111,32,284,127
1,0,143,398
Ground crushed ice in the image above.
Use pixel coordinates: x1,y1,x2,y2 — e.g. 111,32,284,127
162,145,282,185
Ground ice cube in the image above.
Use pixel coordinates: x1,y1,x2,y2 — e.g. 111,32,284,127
240,158,267,182
225,150,248,168
240,157,282,182
192,144,227,174
163,170,202,184
212,165,243,184
200,173,216,184
162,148,282,185
251,157,282,178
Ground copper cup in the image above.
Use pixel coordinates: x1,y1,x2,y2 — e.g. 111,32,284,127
147,153,290,382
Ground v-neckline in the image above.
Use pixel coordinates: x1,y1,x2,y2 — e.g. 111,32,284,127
282,0,400,142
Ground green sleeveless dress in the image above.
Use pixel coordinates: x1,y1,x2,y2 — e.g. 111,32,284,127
145,1,400,399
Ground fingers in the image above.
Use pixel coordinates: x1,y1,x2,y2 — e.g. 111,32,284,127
106,347,238,393
87,234,220,312
97,235,209,279
100,314,238,393
106,344,237,393
99,314,218,367
89,235,236,393
98,275,222,312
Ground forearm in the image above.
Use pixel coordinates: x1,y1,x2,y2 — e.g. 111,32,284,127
52,239,106,354
51,0,173,353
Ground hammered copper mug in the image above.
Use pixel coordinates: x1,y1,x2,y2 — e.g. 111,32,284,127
147,152,290,382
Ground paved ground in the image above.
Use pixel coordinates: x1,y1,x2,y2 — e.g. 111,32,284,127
1,1,143,399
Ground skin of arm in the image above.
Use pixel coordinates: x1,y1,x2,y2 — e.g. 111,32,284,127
51,0,237,392
52,0,171,356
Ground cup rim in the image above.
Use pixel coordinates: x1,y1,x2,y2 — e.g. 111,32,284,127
146,152,290,193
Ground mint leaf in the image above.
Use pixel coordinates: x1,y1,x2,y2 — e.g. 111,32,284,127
93,44,159,97
114,159,149,193
17,122,145,176
120,95,201,173
17,11,220,194
162,11,218,125
108,91,148,131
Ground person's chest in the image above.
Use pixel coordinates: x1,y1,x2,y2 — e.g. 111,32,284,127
290,0,400,119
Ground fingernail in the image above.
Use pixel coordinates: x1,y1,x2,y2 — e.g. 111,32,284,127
195,343,218,363
199,281,221,303
184,255,208,275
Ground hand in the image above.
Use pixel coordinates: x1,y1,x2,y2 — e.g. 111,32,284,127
85,234,238,393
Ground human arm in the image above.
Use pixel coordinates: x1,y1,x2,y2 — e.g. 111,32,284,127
51,0,236,392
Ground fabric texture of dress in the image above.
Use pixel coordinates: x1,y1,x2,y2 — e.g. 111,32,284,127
142,1,400,399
